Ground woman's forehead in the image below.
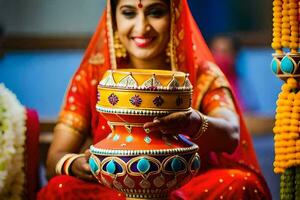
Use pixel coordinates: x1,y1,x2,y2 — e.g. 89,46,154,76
117,0,168,7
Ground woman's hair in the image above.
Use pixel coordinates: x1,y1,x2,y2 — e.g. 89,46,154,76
111,0,118,23
111,0,118,11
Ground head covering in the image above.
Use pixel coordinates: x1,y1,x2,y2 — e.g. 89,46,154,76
73,0,270,194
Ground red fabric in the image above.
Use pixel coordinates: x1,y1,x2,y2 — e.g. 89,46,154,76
38,169,269,200
171,168,269,200
38,176,124,200
38,0,271,199
24,109,40,200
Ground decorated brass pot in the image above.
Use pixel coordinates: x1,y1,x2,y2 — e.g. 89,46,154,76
89,69,200,200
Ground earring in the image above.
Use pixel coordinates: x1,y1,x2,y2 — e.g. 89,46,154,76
114,32,127,58
165,41,172,63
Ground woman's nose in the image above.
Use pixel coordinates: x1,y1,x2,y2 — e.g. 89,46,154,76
135,15,150,35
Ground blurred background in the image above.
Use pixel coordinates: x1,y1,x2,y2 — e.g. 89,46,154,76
0,0,281,198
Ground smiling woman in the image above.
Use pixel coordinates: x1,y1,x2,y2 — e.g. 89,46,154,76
114,0,170,69
38,0,271,199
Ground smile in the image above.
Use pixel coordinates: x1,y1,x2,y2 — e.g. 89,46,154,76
132,37,155,48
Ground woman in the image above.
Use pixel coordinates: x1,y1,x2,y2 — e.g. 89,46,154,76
38,0,271,199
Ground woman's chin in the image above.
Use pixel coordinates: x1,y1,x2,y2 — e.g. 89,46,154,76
131,48,164,60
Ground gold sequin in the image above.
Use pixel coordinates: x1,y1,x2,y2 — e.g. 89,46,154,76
89,53,105,65
178,29,184,40
219,178,224,183
192,44,197,51
91,79,98,86
70,105,77,111
68,96,75,103
75,75,82,81
71,86,77,93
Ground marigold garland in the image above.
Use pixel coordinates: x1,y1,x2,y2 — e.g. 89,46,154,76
272,0,300,198
272,0,283,52
274,78,300,173
0,84,27,200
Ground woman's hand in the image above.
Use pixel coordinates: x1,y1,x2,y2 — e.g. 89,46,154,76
70,150,96,182
143,109,201,137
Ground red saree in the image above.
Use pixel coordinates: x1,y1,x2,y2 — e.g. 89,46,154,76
38,1,271,199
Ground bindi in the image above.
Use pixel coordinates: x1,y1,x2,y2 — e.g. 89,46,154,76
138,0,143,8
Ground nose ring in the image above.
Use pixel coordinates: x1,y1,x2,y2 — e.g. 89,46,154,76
146,26,151,32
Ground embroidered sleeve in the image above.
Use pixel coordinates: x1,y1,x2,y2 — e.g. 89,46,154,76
201,87,236,115
58,63,92,135
193,61,236,115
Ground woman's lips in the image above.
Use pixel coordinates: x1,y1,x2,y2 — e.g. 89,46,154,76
132,37,155,48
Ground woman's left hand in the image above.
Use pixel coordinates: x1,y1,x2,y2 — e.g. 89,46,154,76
143,109,201,136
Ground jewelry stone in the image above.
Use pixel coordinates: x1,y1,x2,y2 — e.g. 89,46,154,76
108,93,119,106
129,95,142,107
113,134,120,141
106,160,116,174
126,135,134,143
137,158,151,174
153,96,164,107
89,158,99,174
144,136,152,144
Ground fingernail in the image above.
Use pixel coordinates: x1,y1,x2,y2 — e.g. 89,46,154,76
153,119,160,123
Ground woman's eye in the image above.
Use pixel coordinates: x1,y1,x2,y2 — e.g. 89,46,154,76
121,10,136,19
147,8,168,18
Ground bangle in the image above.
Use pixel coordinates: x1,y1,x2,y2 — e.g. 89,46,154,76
192,110,209,141
55,154,76,175
56,153,85,175
63,153,86,175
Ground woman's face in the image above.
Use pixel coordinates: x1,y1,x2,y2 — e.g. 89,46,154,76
115,0,170,61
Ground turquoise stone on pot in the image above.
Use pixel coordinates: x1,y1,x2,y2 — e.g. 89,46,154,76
89,158,99,174
192,157,201,170
126,135,134,143
107,160,116,174
171,157,183,172
271,58,279,74
137,158,151,174
281,56,295,74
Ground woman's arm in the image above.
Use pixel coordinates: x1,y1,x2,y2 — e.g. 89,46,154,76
46,123,94,181
195,107,240,155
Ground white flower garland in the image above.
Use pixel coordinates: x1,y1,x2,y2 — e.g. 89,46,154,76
0,84,26,200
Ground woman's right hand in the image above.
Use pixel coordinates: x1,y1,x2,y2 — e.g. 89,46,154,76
70,151,96,182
